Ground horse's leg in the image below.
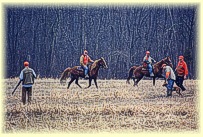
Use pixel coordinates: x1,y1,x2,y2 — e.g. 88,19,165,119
134,76,143,87
134,79,140,87
132,78,136,86
75,78,82,88
67,78,75,89
126,67,135,84
94,78,98,89
86,78,92,88
152,77,155,86
126,77,131,84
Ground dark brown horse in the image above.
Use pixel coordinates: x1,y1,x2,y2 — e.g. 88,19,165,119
126,57,173,86
60,57,108,89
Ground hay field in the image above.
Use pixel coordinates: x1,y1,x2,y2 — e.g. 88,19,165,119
3,78,199,133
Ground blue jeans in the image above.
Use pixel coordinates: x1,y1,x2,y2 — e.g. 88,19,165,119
82,65,88,75
166,79,174,90
147,64,153,74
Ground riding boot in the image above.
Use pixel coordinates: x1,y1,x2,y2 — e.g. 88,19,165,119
85,75,89,79
150,72,154,77
166,90,170,97
166,90,169,97
168,89,172,96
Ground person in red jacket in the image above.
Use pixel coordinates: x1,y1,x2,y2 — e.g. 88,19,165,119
175,55,188,91
80,50,94,78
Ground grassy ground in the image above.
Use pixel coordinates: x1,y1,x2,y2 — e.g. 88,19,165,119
3,78,199,133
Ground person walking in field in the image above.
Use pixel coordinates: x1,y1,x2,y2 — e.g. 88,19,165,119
143,51,156,77
80,50,94,79
175,55,188,91
19,61,36,105
162,64,176,97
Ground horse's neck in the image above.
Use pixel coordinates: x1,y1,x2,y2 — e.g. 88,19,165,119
154,60,164,68
90,61,100,72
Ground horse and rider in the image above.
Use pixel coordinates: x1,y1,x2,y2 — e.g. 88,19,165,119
127,51,188,97
60,49,188,97
60,49,108,89
127,51,173,86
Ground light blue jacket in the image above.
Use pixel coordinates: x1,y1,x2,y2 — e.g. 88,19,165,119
143,56,156,64
162,66,176,80
19,67,36,87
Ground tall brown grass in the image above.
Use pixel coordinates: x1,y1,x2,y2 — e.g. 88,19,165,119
3,78,199,133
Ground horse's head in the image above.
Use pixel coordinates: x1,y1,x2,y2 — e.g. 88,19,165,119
162,56,173,68
99,57,108,69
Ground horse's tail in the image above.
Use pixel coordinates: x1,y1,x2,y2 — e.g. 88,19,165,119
60,67,71,84
126,66,136,84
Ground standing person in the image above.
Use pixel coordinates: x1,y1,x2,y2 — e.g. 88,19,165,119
143,51,156,76
175,55,188,91
162,64,176,97
19,61,36,105
80,50,94,78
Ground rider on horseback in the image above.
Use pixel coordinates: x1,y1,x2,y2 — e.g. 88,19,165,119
80,50,94,78
143,51,156,77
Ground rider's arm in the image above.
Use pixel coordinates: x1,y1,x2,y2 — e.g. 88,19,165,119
143,56,146,62
151,57,156,63
88,57,94,63
80,55,84,66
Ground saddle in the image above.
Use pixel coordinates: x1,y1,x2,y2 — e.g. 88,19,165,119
77,65,91,77
77,66,84,71
77,65,91,71
141,62,153,71
142,62,148,70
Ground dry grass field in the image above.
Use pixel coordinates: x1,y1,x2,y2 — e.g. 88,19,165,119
3,78,199,133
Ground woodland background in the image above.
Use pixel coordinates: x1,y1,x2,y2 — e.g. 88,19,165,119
5,5,197,79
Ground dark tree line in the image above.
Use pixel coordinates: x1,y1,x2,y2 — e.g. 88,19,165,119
5,5,198,79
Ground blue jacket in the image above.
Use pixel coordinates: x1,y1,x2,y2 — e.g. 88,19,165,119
143,56,156,64
19,67,36,87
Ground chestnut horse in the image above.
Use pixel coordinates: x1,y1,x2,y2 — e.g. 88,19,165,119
60,57,108,89
126,57,173,86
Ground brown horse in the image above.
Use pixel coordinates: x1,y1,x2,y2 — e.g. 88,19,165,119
60,57,108,89
126,57,173,86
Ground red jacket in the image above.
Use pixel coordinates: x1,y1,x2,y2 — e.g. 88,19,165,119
176,61,188,76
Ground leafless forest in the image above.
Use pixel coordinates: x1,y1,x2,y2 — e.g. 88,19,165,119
3,79,199,133
6,5,197,79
